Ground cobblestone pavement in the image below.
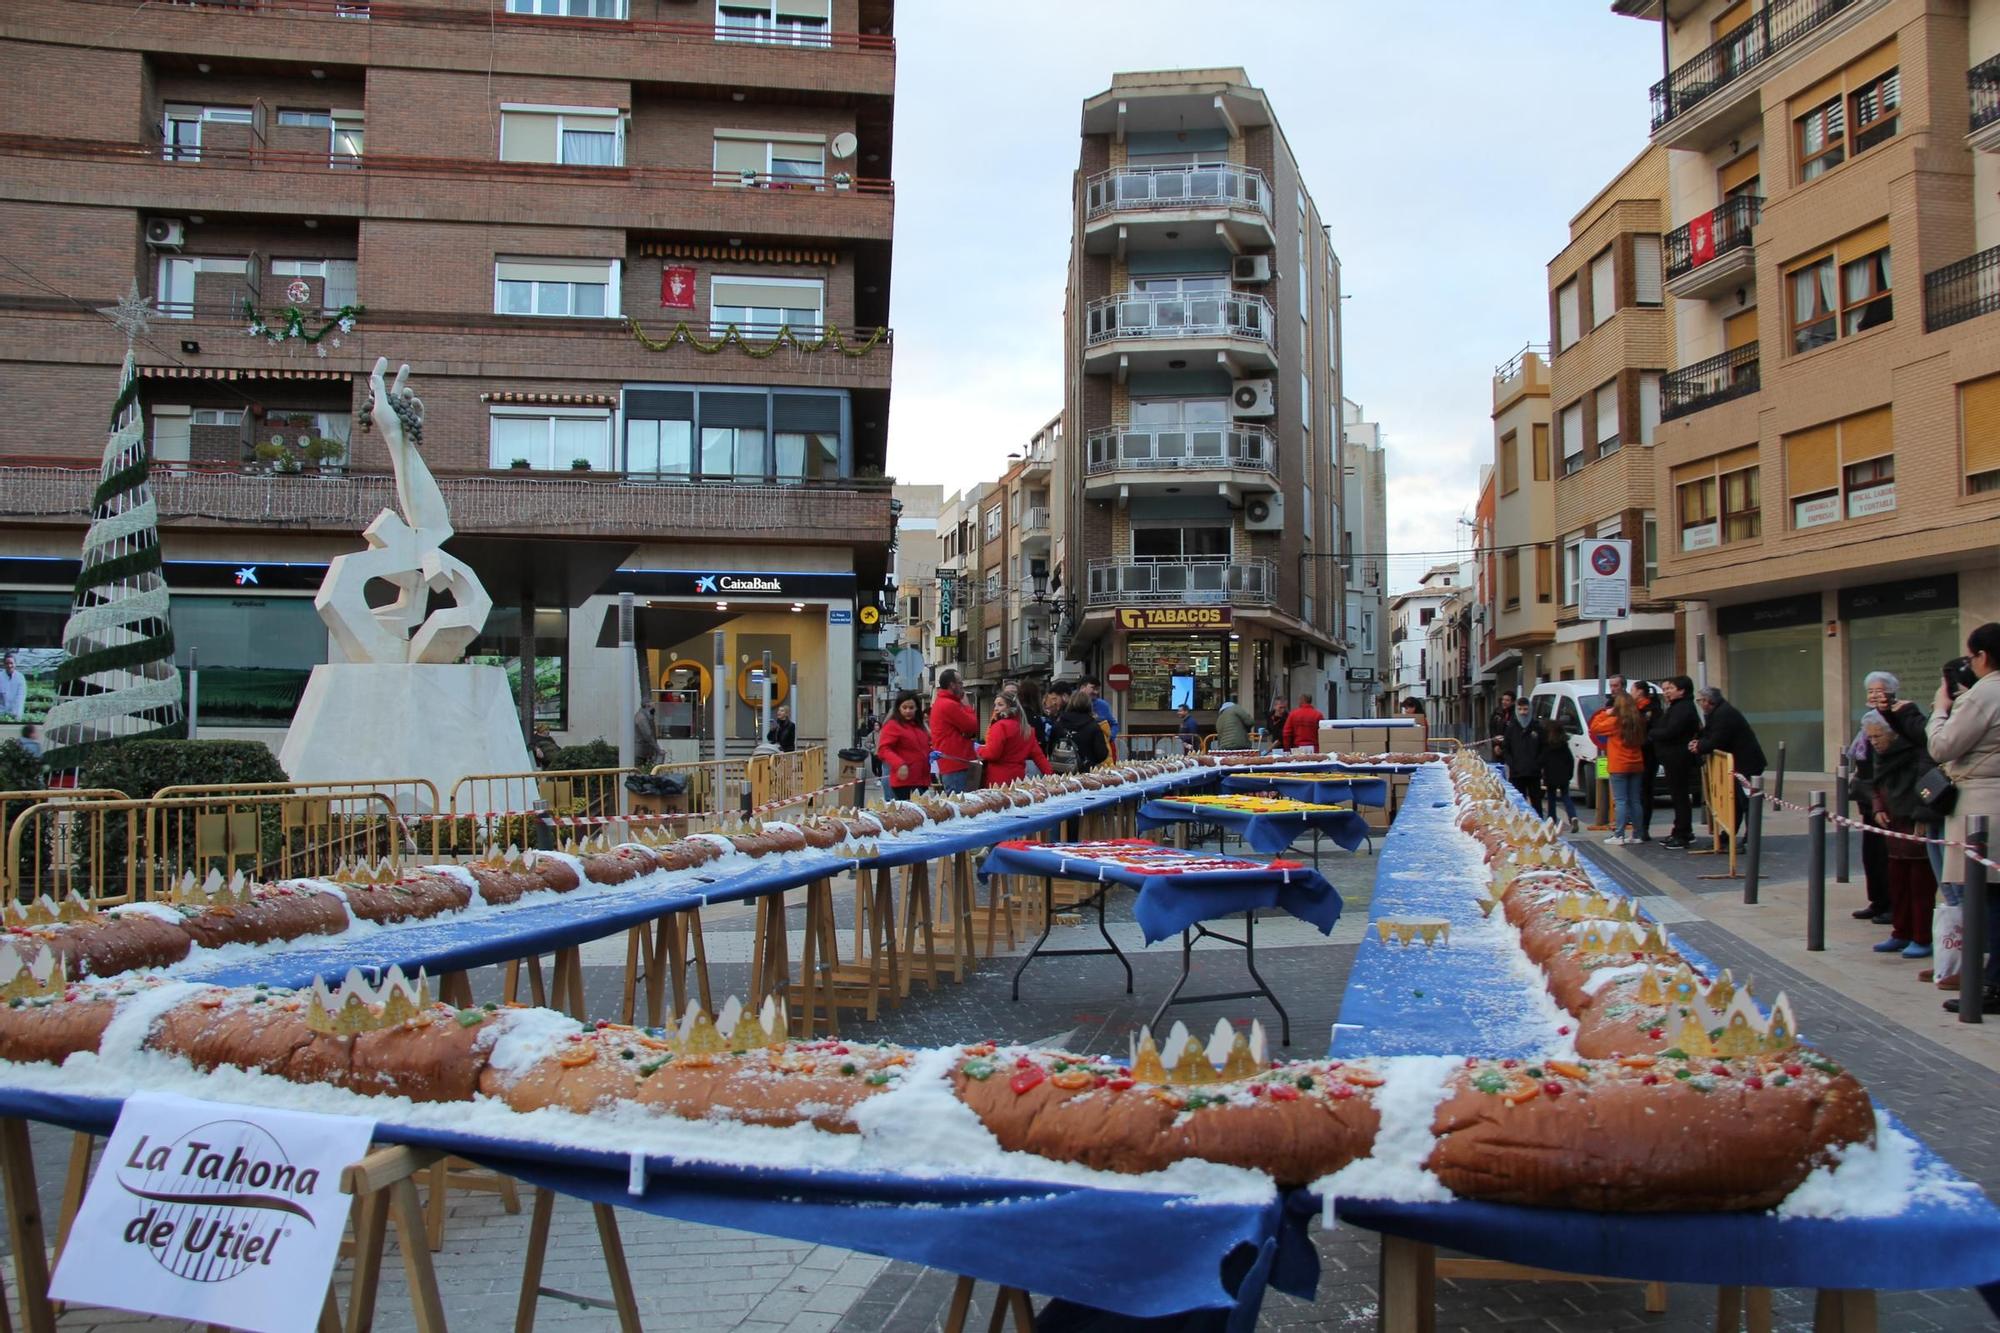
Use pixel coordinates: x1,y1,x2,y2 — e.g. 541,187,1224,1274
14,820,2000,1330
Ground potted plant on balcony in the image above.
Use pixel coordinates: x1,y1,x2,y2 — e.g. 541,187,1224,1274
301,436,346,477
570,457,594,472
252,438,303,476
832,171,852,190
510,457,532,471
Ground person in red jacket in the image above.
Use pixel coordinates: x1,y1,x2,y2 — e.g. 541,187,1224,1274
977,695,1050,785
875,690,931,801
1280,692,1324,751
929,669,980,792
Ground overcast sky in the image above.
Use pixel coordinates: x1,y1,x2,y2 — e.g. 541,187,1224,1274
884,2,1661,592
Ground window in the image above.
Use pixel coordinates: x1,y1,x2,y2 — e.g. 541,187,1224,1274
627,418,694,476
1595,381,1620,457
710,276,822,334
713,131,827,186
499,106,623,166
1960,373,2000,494
1787,408,1893,529
1561,535,1584,605
1638,371,1662,446
1559,400,1584,475
1532,423,1550,481
1556,279,1579,349
1642,514,1658,586
1722,466,1761,542
984,505,1001,541
1589,247,1615,327
150,407,192,466
1678,476,1719,551
1419,608,1435,627
154,255,248,318
1844,455,1895,518
1633,235,1663,306
985,573,1000,602
161,105,251,161
1535,544,1553,603
276,109,331,128
272,257,359,311
506,0,628,15
1841,248,1892,334
1499,430,1519,495
1502,550,1521,609
495,258,618,318
1851,69,1900,154
717,0,830,45
488,410,612,471
170,595,328,726
1132,525,1230,561
1787,225,1894,352
1796,96,1845,182
1300,371,1312,429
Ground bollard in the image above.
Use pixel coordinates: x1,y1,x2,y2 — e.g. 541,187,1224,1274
1743,777,1764,905
1962,817,1990,1026
1774,741,1788,804
1805,791,1827,951
1834,757,1850,885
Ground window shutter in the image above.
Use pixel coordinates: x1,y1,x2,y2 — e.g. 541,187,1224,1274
1719,149,1761,194
1560,401,1584,459
1724,307,1759,350
1639,372,1662,445
1962,376,2000,476
1784,426,1838,496
773,393,840,431
1596,382,1619,445
1837,220,1891,262
1532,422,1550,480
711,278,822,309
1845,42,1899,90
776,0,830,15
1633,236,1663,305
1838,406,1893,462
627,389,694,421
500,111,558,163
496,258,612,284
713,137,766,174
699,391,767,429
1557,282,1579,348
1590,249,1615,325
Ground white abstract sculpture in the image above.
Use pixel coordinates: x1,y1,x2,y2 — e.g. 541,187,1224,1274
316,357,490,663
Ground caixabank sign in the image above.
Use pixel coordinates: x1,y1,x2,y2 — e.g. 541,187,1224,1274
53,1093,374,1333
605,568,859,600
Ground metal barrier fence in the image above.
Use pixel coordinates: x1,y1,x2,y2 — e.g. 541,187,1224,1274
154,778,444,859
746,747,827,817
445,767,635,851
5,790,402,906
0,789,133,902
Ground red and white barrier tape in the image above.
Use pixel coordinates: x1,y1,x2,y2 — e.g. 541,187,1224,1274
1731,772,2000,874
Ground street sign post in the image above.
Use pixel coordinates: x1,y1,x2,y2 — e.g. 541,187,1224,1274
1578,538,1631,694
1105,663,1132,692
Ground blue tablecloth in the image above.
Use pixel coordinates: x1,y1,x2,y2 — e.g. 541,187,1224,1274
1218,773,1391,808
1317,765,2000,1309
1136,798,1371,856
978,840,1342,945
0,1085,1298,1324
186,766,1217,991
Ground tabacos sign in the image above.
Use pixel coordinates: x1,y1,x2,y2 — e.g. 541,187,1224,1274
53,1093,374,1333
1117,607,1233,631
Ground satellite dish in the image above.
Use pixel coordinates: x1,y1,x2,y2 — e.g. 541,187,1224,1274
830,131,858,160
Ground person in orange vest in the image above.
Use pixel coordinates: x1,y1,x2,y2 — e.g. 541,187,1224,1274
1280,692,1324,751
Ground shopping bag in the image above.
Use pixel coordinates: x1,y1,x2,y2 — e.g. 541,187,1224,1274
1934,900,1963,989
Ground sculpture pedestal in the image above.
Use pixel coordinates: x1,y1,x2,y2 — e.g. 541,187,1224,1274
279,663,536,815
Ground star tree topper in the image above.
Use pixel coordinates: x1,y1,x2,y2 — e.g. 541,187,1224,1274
96,280,155,347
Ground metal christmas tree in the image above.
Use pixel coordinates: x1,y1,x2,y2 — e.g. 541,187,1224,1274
41,284,184,771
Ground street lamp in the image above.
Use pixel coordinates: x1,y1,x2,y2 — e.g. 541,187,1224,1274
1027,569,1075,660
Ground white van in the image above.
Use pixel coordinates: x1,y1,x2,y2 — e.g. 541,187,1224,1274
1524,680,1661,806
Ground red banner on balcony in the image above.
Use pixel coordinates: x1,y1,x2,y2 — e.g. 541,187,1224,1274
660,265,697,310
1689,209,1717,266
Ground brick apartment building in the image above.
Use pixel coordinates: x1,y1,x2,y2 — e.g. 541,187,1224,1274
0,0,896,757
1058,68,1346,737
1614,0,2000,770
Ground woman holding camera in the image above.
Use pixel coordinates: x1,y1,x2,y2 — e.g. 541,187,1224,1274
1929,624,2000,1014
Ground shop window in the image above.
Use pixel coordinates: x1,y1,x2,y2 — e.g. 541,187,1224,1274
1726,620,1823,769
467,608,570,729
1721,466,1761,542
170,594,328,727
1127,634,1232,711
1844,600,1958,723
489,410,612,471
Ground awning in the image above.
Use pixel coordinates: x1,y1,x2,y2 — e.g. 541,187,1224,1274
140,367,352,381
637,240,840,266
479,391,616,406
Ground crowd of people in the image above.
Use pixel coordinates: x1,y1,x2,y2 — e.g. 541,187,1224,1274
1483,623,2000,1016
875,671,1120,799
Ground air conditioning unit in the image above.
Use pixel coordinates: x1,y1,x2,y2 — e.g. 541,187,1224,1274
1232,254,1272,284
145,218,186,249
1244,493,1286,532
1232,378,1276,417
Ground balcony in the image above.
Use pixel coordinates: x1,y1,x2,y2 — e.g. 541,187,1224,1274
1664,195,1762,301
1924,245,2000,332
1017,507,1051,550
1084,557,1276,609
1661,345,1760,421
1648,0,1870,149
1008,642,1053,671
1019,444,1053,479
1492,343,1549,409
0,463,896,548
1972,56,2000,152
0,135,894,241
1082,164,1274,255
1082,423,1278,501
1082,290,1275,378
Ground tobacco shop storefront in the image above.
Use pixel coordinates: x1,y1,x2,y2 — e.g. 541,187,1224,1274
1110,606,1260,731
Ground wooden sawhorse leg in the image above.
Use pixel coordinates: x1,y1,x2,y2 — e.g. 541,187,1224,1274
421,1156,523,1251
1812,1289,1876,1332
899,861,940,998
544,946,588,1020
750,889,793,1011
512,1187,642,1332
651,908,711,1025
0,1118,54,1333
942,1274,1034,1333
341,1144,449,1333
1716,1285,1773,1332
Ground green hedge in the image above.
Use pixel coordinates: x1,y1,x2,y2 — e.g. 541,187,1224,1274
549,739,618,771
0,739,41,794
79,739,288,800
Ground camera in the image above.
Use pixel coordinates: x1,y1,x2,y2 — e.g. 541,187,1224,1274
1945,656,1978,697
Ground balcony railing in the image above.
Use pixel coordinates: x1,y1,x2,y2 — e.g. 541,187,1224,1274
1493,343,1550,381
1083,164,1271,222
1018,507,1050,534
1660,345,1760,421
1085,557,1276,608
1085,423,1277,475
1665,195,1762,279
1649,0,1859,131
1974,55,2000,134
1925,245,2000,332
1084,291,1273,347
